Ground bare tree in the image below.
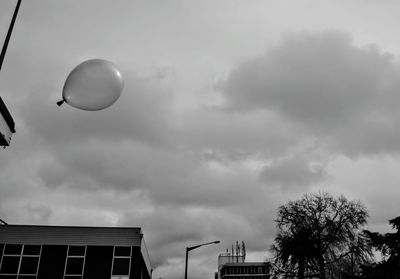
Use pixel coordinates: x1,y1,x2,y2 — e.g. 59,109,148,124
271,192,371,279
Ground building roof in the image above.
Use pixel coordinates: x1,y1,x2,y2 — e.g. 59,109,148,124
0,224,142,246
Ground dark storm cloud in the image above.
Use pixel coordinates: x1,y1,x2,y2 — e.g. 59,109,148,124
220,30,400,156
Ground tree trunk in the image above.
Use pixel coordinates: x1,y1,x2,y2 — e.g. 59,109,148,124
298,257,305,279
318,255,326,279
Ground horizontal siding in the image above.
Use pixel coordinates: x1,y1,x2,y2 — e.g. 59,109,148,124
0,225,142,246
222,263,270,266
141,237,153,275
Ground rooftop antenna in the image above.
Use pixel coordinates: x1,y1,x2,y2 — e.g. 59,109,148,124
236,240,240,263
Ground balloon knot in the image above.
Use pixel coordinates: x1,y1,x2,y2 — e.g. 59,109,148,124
56,100,64,107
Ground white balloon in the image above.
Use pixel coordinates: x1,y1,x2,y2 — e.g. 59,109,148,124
61,59,124,111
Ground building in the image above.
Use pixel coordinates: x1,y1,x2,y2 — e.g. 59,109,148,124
0,97,15,147
0,224,152,279
215,242,270,279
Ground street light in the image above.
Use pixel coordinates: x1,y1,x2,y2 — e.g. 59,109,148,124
0,0,22,71
184,240,220,279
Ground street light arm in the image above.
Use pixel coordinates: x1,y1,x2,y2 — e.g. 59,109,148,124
184,240,220,279
187,240,220,251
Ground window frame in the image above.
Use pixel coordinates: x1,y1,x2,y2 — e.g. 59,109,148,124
110,246,131,278
63,245,87,279
0,244,42,278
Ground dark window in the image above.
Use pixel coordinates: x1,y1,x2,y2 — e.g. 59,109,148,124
64,276,81,279
68,246,85,257
4,245,22,255
37,245,68,279
19,257,39,275
112,258,130,275
0,244,4,263
22,246,40,256
0,256,20,274
64,245,85,277
83,246,113,279
0,275,17,279
65,258,84,275
17,276,36,279
111,246,130,276
114,247,130,257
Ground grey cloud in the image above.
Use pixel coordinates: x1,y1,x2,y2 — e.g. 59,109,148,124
178,108,299,160
220,30,400,156
148,166,259,207
23,204,52,224
259,154,327,189
38,160,71,189
38,141,151,191
122,207,211,268
121,202,272,270
0,203,52,225
36,126,261,207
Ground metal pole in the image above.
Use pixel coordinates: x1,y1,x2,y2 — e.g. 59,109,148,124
0,0,22,71
184,247,189,279
184,241,220,279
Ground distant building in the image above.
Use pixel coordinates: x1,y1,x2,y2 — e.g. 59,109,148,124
215,242,270,279
0,97,15,147
0,224,152,279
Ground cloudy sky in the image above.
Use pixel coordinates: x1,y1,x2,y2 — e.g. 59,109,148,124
2,0,400,278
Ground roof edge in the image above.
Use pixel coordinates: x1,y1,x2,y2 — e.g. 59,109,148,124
2,224,142,230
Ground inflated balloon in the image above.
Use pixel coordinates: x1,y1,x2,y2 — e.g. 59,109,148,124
58,59,124,111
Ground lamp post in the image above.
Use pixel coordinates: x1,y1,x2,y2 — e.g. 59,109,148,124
0,0,22,71
0,0,21,147
184,240,220,279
